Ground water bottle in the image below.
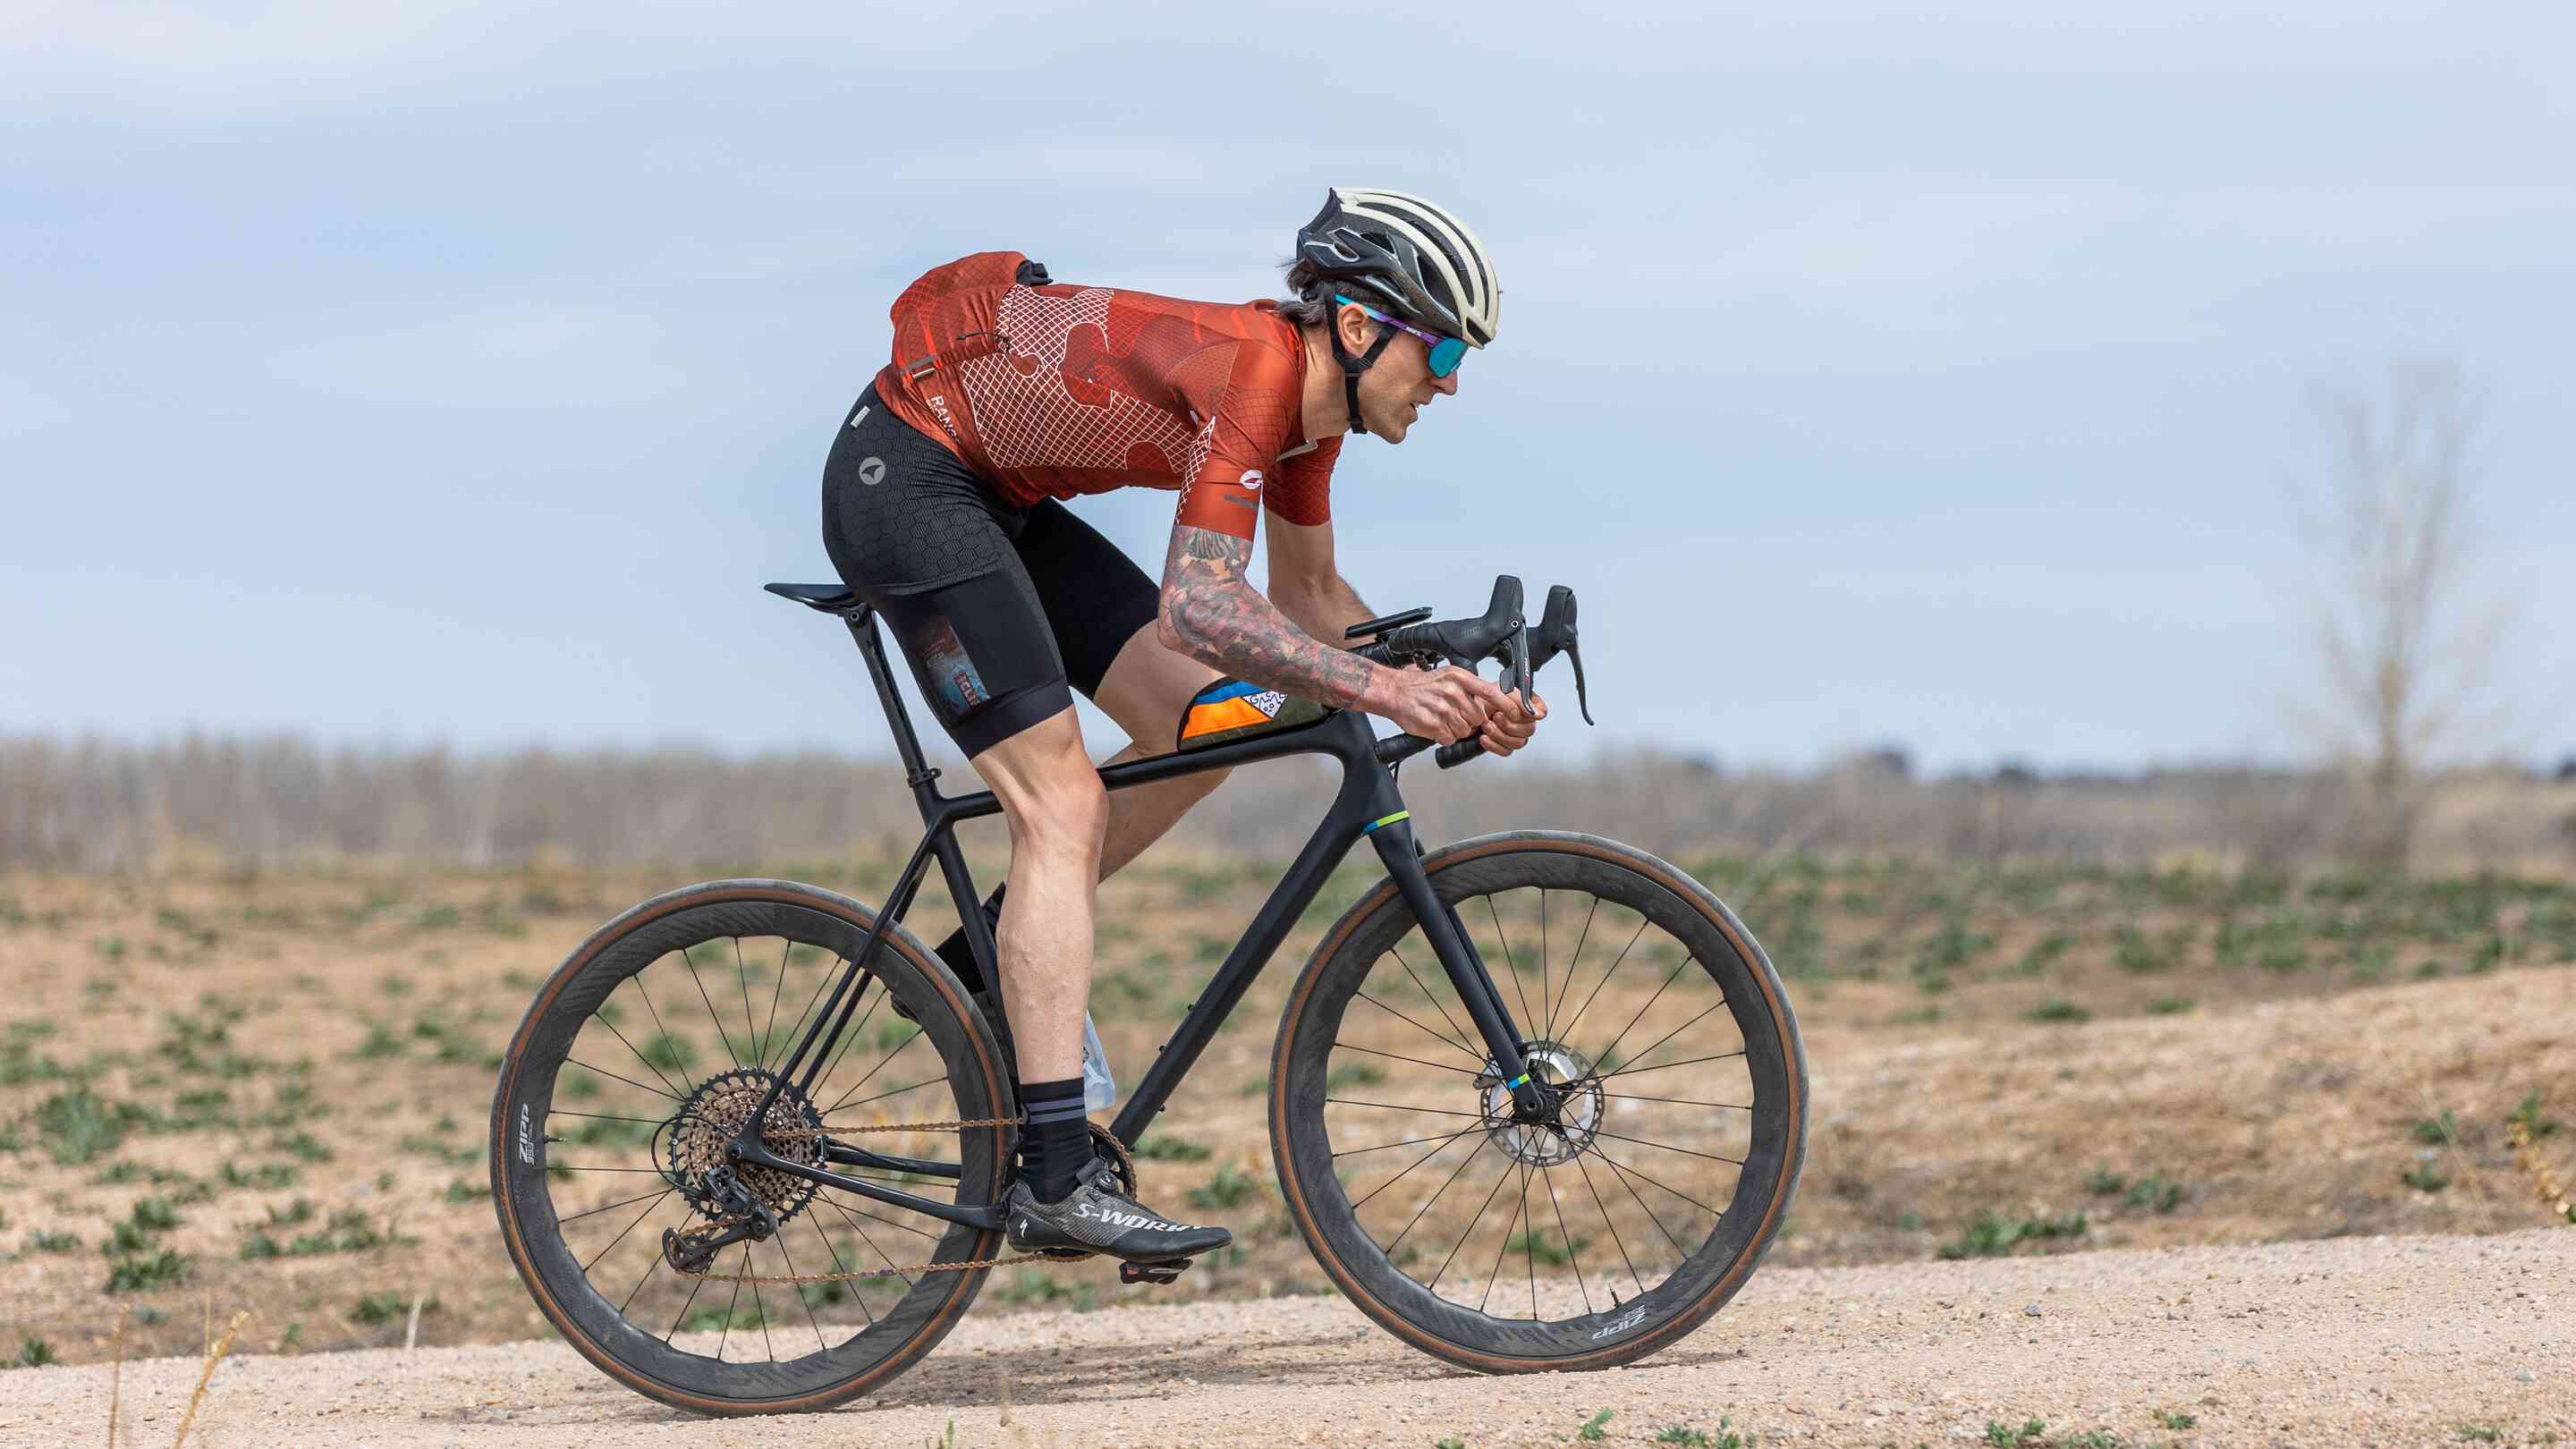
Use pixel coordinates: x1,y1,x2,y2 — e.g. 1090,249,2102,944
1080,1011,1117,1112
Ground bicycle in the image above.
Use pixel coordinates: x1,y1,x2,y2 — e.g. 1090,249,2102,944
489,574,1808,1415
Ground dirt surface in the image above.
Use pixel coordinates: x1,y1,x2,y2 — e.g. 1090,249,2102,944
6,1228,2569,1448
4,865,2572,1371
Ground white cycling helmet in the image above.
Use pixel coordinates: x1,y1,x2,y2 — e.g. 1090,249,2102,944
1294,186,1500,349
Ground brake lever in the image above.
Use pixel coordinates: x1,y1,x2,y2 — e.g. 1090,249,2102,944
1531,583,1595,725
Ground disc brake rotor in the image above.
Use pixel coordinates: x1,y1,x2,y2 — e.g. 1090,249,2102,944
1479,1040,1604,1167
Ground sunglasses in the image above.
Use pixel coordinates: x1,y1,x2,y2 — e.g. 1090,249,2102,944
1335,293,1467,377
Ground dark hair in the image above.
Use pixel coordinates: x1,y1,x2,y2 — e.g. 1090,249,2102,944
1276,258,1411,331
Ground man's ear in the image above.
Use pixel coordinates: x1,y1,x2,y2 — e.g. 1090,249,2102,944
1335,299,1377,353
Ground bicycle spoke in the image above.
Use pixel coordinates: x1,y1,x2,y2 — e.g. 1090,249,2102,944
716,1243,750,1361
749,1249,775,1362
684,945,746,1072
557,1186,673,1224
1598,1090,1754,1111
1554,916,1652,1047
1347,1123,1483,1212
1610,996,1731,1081
809,1217,876,1327
594,1012,688,1101
1538,891,1550,1044
1326,1097,1487,1120
1331,1041,1482,1077
663,1261,708,1345
1550,894,1602,1042
1479,1160,1530,1314
733,938,760,1073
1581,1140,1690,1258
1571,1147,1644,1298
1354,990,1481,1061
581,1190,674,1275
1597,1049,1745,1080
1385,1136,1490,1260
828,1073,945,1117
549,1109,668,1127
565,1058,682,1104
811,978,892,1098
1543,1165,1594,1316
1336,1126,1486,1159
1590,955,1699,1073
1582,1124,1744,1167
618,1225,666,1316
625,972,686,1092
1482,894,1538,1048
1387,945,1479,1061
773,1231,826,1355
1586,1138,1728,1219
769,955,845,1082
819,1193,917,1290
1430,1148,1521,1293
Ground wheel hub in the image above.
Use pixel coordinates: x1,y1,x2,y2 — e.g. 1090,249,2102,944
1478,1039,1604,1167
664,1068,826,1224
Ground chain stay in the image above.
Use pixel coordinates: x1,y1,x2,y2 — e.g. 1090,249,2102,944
665,1115,1138,1287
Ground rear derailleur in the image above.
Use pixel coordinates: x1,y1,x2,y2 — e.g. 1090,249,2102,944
660,1168,777,1275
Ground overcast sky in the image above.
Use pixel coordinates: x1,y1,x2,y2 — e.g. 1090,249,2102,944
4,2,2569,774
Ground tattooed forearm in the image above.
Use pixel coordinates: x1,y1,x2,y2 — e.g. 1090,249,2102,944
1158,525,1390,710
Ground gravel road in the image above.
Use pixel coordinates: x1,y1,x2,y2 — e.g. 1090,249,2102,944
9,1228,2566,1448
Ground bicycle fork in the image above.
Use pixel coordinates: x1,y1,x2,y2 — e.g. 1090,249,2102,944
1363,819,1552,1120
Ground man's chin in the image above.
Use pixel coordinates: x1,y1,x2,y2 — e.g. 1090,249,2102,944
1370,411,1411,443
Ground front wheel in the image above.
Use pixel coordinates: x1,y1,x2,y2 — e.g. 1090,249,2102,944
1269,831,1807,1373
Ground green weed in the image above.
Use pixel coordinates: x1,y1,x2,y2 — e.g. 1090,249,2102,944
2401,1162,2450,1192
1504,1229,1589,1267
2153,1410,2197,1429
1187,1163,1260,1210
1984,1419,2045,1446
1580,1409,1614,1441
1130,1134,1212,1161
2144,996,2194,1015
2412,1110,2457,1145
351,1292,436,1326
1939,1211,2087,1259
9,1335,58,1368
104,1247,191,1292
2026,999,2090,1024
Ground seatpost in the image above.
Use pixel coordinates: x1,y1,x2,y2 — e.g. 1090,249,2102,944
838,606,946,817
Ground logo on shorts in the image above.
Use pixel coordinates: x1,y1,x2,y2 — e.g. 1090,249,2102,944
1237,470,1264,492
858,457,886,486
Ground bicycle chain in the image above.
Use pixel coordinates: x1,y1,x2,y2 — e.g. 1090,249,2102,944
665,1116,1138,1287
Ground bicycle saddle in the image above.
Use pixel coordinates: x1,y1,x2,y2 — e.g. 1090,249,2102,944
765,581,860,613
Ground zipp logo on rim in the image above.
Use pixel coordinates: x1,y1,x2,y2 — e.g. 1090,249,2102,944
1589,1305,1647,1340
517,1102,537,1165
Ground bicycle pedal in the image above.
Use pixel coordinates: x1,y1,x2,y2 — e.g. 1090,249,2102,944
1118,1258,1190,1286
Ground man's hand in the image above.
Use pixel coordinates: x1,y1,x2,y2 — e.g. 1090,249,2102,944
1474,691,1549,758
1368,665,1512,746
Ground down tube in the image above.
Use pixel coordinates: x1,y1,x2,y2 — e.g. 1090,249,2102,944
1106,749,1397,1145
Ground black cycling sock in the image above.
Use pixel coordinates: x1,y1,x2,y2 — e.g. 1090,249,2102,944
1020,1076,1089,1203
933,882,1008,996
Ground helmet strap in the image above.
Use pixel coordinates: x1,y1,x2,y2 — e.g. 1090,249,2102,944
1327,314,1396,436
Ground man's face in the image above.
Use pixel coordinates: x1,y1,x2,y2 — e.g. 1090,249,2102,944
1340,305,1462,444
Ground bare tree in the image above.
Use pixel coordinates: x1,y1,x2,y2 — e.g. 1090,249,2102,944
2292,359,2510,869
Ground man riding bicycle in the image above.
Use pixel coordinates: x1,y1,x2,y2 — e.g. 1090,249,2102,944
819,187,1546,1267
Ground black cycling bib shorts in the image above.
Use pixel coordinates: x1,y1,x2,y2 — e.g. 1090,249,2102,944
820,385,1161,758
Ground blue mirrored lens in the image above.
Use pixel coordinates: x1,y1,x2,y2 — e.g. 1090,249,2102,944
1428,337,1467,377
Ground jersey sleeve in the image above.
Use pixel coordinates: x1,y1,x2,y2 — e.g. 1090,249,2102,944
1172,341,1308,542
1264,436,1338,527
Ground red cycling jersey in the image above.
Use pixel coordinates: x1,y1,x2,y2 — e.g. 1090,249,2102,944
873,251,1339,542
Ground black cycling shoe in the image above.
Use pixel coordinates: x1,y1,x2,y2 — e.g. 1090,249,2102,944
1004,1153,1232,1263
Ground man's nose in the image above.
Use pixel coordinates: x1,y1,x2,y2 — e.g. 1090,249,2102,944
1429,369,1460,397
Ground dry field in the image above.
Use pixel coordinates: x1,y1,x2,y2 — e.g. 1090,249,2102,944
3,852,2572,1376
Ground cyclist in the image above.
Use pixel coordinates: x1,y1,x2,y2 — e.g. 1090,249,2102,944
820,187,1546,1266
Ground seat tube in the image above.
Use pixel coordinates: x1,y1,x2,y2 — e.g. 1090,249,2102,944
1365,819,1545,1115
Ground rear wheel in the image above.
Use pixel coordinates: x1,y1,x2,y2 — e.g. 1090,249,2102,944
489,878,1011,1415
1270,832,1807,1373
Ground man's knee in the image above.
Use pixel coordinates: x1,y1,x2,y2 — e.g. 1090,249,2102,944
1009,772,1110,859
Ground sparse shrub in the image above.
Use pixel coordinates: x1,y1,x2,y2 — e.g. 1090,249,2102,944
9,1335,58,1368
2412,1110,2457,1145
2402,1162,2450,1192
1187,1163,1259,1210
2145,996,2194,1015
1579,1409,1614,1441
351,1292,436,1326
30,1230,80,1253
2026,999,2090,1024
1130,1134,1212,1161
1984,1419,2045,1446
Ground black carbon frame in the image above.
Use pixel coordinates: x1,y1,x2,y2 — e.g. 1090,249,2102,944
732,600,1543,1233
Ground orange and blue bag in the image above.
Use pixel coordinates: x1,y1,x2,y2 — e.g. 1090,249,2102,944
1175,679,1328,752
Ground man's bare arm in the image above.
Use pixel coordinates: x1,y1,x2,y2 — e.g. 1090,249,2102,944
1158,524,1386,708
1263,515,1376,645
